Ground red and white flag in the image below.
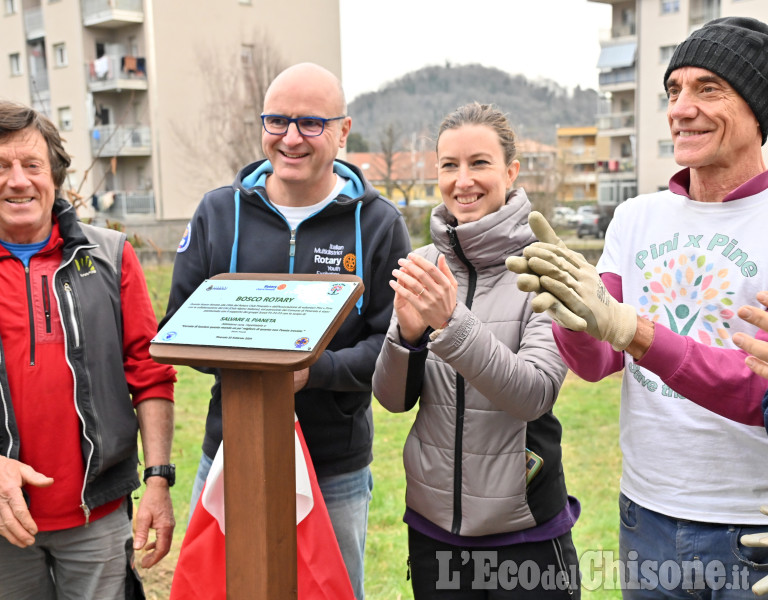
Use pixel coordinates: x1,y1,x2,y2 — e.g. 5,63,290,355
169,418,354,599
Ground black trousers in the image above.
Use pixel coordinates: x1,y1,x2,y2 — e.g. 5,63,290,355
408,526,581,599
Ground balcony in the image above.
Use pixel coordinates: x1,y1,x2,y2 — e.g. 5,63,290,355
599,67,636,88
597,111,635,136
98,190,155,218
91,124,151,157
81,0,143,28
28,69,49,96
87,55,147,92
611,23,636,38
597,158,634,173
561,147,597,163
24,5,44,40
564,172,598,185
597,159,636,184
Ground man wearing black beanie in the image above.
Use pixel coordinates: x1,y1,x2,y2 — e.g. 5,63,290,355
508,16,768,598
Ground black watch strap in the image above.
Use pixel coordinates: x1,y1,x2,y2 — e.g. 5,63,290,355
143,464,176,487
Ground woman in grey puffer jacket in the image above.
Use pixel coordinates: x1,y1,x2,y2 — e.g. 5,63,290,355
373,103,580,599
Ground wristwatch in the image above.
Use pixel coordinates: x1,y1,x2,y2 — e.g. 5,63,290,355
143,464,176,487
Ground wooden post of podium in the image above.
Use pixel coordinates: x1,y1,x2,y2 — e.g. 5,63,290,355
150,274,363,599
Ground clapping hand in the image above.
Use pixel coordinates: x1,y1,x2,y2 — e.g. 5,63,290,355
391,253,457,345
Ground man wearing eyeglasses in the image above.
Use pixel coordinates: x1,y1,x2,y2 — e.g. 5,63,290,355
162,62,411,599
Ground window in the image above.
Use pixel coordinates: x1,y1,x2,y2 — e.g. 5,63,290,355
9,53,22,76
659,93,669,111
660,45,677,64
599,183,617,205
661,0,679,14
58,107,72,131
53,43,67,68
4,0,16,15
619,182,637,202
658,140,675,157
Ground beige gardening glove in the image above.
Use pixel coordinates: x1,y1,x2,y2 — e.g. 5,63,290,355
506,211,637,352
740,506,768,596
506,213,588,332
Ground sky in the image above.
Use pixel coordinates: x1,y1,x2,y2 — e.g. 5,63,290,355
338,0,613,102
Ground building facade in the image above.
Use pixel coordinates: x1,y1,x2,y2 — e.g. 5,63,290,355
516,138,559,206
590,0,768,198
591,0,638,208
556,126,599,205
1,0,341,226
346,150,440,207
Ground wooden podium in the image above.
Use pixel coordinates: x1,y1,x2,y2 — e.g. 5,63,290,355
150,274,364,599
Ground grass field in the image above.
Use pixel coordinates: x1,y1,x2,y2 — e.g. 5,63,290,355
135,264,625,599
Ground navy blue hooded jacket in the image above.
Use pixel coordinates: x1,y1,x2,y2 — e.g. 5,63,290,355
162,158,411,475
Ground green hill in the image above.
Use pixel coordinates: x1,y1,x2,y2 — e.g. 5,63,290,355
347,63,599,150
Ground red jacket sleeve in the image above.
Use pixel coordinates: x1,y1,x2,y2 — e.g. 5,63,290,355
120,242,177,405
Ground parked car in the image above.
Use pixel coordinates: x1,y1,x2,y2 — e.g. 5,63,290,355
566,208,584,228
573,205,596,226
577,206,611,238
551,206,576,228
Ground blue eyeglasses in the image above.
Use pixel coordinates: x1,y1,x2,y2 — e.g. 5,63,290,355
261,114,346,137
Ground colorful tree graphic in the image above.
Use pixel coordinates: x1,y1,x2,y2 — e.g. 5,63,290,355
637,253,735,347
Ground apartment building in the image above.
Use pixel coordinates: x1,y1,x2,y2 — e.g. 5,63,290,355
516,138,558,205
590,0,768,199
590,0,638,208
556,126,599,205
0,0,341,226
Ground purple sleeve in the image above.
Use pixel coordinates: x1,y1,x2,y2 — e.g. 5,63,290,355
639,320,768,426
553,270,768,425
551,272,624,381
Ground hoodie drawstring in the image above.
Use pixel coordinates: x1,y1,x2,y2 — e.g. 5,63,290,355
355,200,363,314
229,189,242,273
230,184,365,314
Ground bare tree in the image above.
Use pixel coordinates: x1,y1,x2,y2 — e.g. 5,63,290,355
392,178,416,205
174,30,286,185
373,123,420,205
378,123,401,199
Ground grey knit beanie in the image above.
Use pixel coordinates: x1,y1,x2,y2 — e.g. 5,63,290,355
663,16,768,144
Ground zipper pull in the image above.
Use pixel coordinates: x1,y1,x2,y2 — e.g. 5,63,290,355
447,225,458,248
406,556,411,581
80,503,91,527
289,229,297,257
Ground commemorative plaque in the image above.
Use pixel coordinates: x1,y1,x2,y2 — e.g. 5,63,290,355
150,273,364,599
